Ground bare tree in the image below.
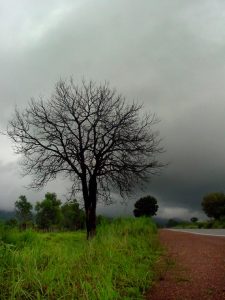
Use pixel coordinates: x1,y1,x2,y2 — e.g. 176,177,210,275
7,79,163,238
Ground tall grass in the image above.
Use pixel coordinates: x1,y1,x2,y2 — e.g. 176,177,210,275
0,218,160,299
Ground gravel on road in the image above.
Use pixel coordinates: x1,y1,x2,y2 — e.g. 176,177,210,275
147,229,225,300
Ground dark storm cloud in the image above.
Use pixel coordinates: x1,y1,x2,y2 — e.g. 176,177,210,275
1,0,225,219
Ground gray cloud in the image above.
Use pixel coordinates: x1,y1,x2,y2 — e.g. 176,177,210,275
1,0,225,220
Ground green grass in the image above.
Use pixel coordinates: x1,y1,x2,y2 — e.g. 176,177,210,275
0,217,160,299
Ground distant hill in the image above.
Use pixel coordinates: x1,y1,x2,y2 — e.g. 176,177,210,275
0,210,15,221
152,217,168,227
152,217,187,228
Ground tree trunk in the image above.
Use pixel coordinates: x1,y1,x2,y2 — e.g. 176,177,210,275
86,204,96,239
85,176,97,239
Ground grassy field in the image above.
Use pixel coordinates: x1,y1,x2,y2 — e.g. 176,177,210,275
0,217,160,300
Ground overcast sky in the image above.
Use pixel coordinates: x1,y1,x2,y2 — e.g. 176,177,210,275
0,0,225,220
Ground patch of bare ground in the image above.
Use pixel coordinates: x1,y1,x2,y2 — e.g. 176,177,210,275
146,230,225,300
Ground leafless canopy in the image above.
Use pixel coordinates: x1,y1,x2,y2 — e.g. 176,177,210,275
8,80,162,195
7,79,163,237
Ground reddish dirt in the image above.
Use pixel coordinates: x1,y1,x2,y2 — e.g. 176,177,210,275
147,230,225,300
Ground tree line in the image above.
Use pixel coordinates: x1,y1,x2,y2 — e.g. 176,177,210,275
3,193,158,231
7,193,86,231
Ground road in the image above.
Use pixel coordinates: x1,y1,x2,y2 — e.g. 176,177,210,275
147,229,225,300
168,228,225,237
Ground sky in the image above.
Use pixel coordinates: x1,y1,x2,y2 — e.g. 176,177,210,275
0,0,225,220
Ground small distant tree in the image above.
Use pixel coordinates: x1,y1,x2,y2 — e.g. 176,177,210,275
190,217,198,223
133,195,158,217
61,199,85,230
202,192,225,220
35,193,62,230
15,195,33,229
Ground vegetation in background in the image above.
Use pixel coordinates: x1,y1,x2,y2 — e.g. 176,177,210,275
198,218,225,229
35,193,62,230
5,218,18,228
165,191,225,229
15,195,33,229
61,199,86,230
167,219,200,229
166,219,180,228
202,192,225,220
190,217,198,223
1,193,89,231
134,195,158,217
0,217,160,299
167,218,225,229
